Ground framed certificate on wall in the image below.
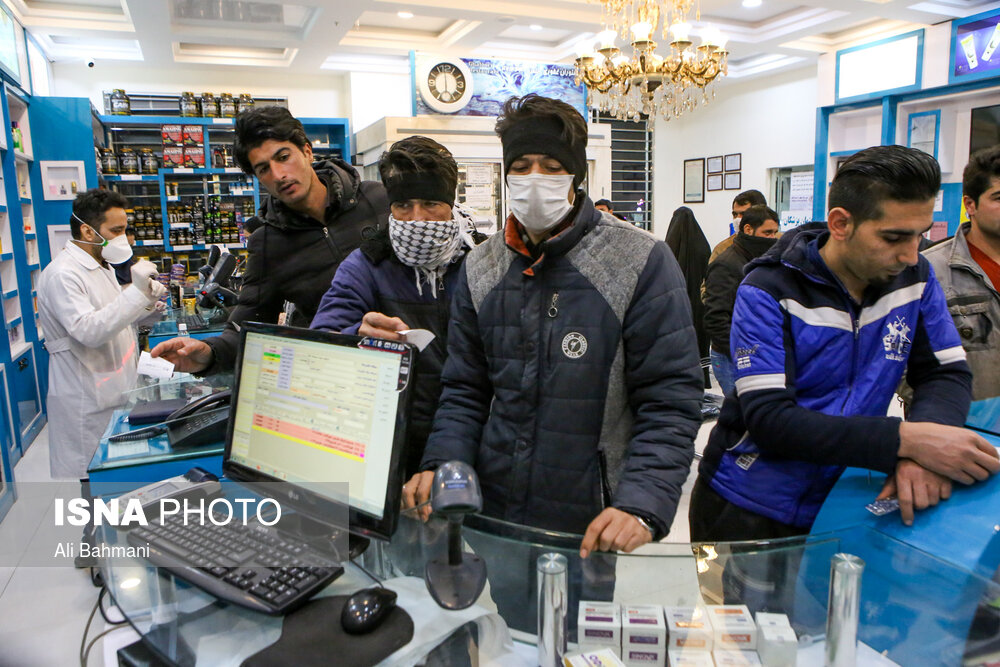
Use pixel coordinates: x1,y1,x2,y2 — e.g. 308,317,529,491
684,158,705,203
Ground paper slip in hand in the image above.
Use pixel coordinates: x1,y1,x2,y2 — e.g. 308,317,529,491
399,328,436,352
137,350,175,379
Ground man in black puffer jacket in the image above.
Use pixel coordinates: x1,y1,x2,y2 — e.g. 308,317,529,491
151,107,388,374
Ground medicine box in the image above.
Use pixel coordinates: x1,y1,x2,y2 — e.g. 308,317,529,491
162,146,185,168
757,624,797,667
707,605,757,650
183,146,205,169
754,612,791,630
712,649,763,666
564,647,626,667
664,606,713,651
579,601,622,651
182,125,204,146
666,648,714,666
622,605,666,666
161,124,183,146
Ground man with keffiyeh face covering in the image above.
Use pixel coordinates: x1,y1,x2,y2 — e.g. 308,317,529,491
401,94,703,561
311,136,484,477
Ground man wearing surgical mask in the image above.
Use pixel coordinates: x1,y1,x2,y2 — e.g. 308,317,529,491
403,95,702,559
38,189,167,479
311,136,484,477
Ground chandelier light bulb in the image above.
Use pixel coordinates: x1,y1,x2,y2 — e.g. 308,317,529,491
575,39,595,58
701,27,721,47
670,21,692,43
716,32,729,50
612,54,630,68
631,21,653,42
597,29,618,49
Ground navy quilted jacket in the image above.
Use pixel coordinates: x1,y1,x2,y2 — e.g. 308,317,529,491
420,196,703,537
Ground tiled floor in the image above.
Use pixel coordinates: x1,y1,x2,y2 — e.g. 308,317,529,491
0,392,719,666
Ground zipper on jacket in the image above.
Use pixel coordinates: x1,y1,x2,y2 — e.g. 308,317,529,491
548,292,559,318
321,227,341,259
841,309,860,415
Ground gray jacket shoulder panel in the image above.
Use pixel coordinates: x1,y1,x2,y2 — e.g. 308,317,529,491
465,232,515,311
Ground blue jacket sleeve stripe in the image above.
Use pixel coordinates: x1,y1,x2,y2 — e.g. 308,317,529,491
935,346,968,364
858,282,925,328
736,373,786,395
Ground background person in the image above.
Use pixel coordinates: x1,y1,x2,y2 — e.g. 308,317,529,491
151,106,388,374
666,206,712,388
37,189,166,479
311,136,484,477
703,204,780,395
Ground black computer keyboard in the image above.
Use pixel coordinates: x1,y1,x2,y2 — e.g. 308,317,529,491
176,314,210,331
126,511,344,615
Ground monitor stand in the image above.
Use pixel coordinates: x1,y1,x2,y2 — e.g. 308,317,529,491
273,511,370,561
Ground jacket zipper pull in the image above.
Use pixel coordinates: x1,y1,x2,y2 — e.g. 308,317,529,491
548,292,559,318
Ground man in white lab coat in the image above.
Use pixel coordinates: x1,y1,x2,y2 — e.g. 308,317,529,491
37,189,167,479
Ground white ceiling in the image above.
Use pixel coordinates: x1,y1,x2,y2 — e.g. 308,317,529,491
10,0,1000,82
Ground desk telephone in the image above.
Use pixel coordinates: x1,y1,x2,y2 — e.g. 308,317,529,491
111,390,231,449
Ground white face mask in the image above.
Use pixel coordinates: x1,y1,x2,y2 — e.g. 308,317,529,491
77,218,134,264
507,174,574,235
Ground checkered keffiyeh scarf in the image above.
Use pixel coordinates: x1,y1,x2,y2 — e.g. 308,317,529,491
389,204,477,297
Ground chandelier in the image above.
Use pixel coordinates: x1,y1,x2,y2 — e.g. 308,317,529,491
574,0,728,122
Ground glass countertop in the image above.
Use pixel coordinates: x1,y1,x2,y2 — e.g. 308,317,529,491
95,508,999,666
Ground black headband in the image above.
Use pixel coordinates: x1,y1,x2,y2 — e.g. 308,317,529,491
501,116,587,187
384,172,455,207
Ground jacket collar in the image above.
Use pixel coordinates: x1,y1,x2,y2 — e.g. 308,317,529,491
947,221,1000,290
64,239,105,271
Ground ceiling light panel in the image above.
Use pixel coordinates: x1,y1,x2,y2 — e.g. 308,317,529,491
169,0,312,29
172,40,297,66
354,10,453,33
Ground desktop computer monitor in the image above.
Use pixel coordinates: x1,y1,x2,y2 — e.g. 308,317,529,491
222,322,416,542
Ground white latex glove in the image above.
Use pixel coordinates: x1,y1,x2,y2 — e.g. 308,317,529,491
131,260,162,301
147,279,168,301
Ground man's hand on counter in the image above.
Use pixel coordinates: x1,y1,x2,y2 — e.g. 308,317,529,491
877,459,952,526
150,337,213,374
579,507,653,559
898,422,1000,484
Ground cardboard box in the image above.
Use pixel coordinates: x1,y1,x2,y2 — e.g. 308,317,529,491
564,647,626,667
182,125,204,146
757,624,797,667
712,649,763,666
666,650,714,667
623,605,666,666
664,606,712,651
184,146,205,168
579,601,622,649
580,644,622,660
162,146,185,168
161,124,183,146
754,612,791,630
707,605,757,650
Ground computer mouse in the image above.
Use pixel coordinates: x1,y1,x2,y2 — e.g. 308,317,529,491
340,586,398,635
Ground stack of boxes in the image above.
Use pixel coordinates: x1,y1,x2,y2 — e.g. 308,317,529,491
575,603,796,667
161,124,205,169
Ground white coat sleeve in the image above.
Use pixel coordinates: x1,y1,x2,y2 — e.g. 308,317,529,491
44,270,152,348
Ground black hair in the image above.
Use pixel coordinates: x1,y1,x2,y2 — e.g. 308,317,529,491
739,205,778,233
733,189,766,208
71,188,128,240
595,199,613,210
233,105,309,175
495,94,588,186
378,136,458,198
829,145,940,223
963,145,1000,204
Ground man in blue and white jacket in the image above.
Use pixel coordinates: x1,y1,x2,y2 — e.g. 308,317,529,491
692,145,1000,542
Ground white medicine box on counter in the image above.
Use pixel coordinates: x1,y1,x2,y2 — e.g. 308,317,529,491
664,606,713,651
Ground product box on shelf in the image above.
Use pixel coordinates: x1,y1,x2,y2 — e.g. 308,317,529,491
712,649,762,666
756,624,796,667
564,647,626,667
182,125,204,146
706,605,757,650
666,649,714,667
163,146,185,168
184,146,205,169
753,613,790,631
579,601,622,656
664,606,712,651
161,124,183,146
622,605,666,667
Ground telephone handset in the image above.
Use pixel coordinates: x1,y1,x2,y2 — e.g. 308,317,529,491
167,389,231,421
109,390,232,449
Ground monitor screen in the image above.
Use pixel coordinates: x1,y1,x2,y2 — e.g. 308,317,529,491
224,323,414,541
